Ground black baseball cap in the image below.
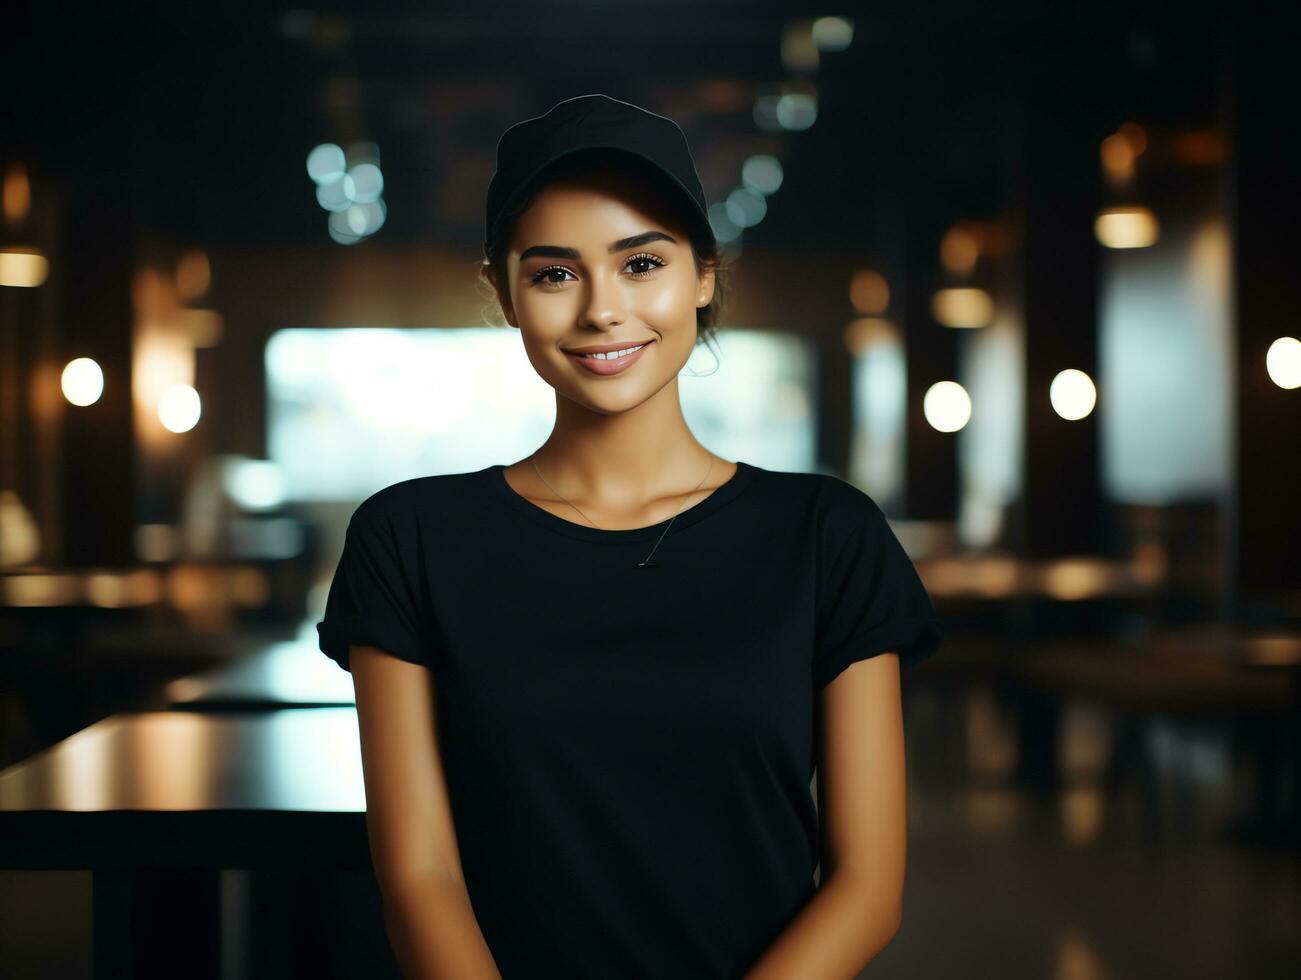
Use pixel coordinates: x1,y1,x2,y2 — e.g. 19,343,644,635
483,94,713,258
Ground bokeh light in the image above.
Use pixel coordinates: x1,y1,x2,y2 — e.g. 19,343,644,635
223,458,288,511
175,250,211,300
3,162,31,224
0,248,49,288
725,187,767,228
158,384,202,433
775,92,818,131
923,380,972,432
708,202,742,243
932,287,994,328
849,269,890,315
306,143,346,184
1095,206,1159,248
1265,336,1301,389
343,162,383,204
61,358,104,406
941,224,981,276
812,16,854,51
741,155,784,196
1049,368,1098,420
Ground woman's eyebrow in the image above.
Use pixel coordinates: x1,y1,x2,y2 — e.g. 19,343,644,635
519,230,678,262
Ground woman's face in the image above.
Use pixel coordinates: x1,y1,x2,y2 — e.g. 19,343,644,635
497,171,715,416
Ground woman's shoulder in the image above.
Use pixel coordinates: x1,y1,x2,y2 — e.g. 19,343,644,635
750,464,883,516
350,468,487,527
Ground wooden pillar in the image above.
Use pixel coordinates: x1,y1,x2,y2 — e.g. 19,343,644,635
1227,12,1301,615
57,179,137,567
899,192,959,521
1011,78,1105,560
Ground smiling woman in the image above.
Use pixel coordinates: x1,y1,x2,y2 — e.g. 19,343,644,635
482,154,725,427
481,145,728,354
318,93,943,980
521,226,678,373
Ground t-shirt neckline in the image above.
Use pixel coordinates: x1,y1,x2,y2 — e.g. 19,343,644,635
483,459,760,543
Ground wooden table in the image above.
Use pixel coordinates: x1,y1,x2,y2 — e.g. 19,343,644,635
1009,628,1299,840
0,708,392,979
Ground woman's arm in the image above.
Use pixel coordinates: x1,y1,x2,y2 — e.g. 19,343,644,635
743,652,908,979
350,645,503,979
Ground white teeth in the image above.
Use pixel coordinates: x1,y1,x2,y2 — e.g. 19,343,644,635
580,344,645,360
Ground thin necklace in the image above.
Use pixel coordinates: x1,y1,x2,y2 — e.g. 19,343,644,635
528,451,716,569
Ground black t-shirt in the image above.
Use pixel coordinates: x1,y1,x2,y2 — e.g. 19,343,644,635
316,460,943,979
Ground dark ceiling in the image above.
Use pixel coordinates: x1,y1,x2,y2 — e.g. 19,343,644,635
6,2,1231,252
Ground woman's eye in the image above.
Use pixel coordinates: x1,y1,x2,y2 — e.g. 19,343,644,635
529,254,665,287
532,266,573,285
625,253,666,278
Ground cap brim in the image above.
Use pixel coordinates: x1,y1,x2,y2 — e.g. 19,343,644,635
488,143,713,248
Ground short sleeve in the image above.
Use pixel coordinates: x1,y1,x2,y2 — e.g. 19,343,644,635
316,496,434,673
813,481,944,687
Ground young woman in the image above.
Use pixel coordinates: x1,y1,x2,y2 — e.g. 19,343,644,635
317,94,943,979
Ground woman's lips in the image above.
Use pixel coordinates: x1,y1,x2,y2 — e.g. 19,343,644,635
564,340,654,376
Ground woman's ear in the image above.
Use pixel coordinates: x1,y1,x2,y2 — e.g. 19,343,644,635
500,295,519,329
484,263,519,328
696,263,717,308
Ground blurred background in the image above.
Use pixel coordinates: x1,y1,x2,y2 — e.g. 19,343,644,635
1,2,1298,978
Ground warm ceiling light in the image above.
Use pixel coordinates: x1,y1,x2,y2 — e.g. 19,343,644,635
175,250,211,300
1100,133,1136,186
1266,336,1301,390
923,380,972,432
3,162,31,224
0,247,49,287
1094,206,1159,248
941,224,981,276
849,268,890,315
931,287,994,328
1049,369,1097,420
1116,122,1147,156
62,357,105,406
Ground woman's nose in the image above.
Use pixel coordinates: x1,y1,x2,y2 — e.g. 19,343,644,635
581,271,628,328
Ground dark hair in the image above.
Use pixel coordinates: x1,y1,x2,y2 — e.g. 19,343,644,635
479,148,729,354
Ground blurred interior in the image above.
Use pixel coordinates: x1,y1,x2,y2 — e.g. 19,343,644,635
1,3,1298,979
